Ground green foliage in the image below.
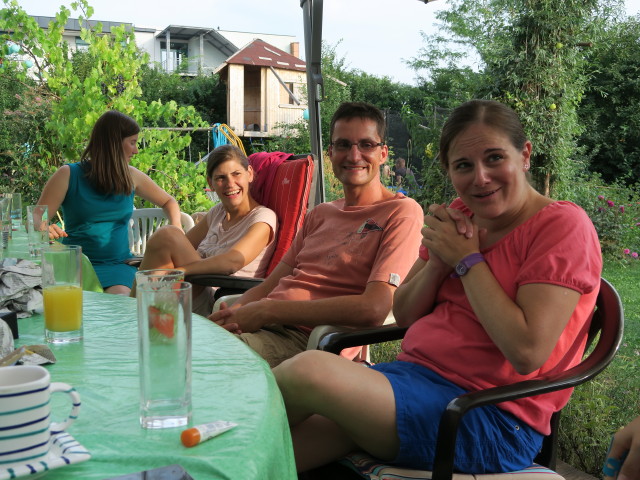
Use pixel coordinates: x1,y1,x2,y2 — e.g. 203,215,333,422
264,120,311,155
577,16,640,185
317,41,352,149
0,0,211,214
370,340,401,364
560,173,640,261
0,63,57,205
589,194,636,259
407,0,603,196
137,65,227,161
559,260,640,475
342,69,424,113
138,65,225,125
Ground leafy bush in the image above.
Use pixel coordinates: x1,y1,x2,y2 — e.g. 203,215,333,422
555,170,640,261
0,63,60,205
0,0,213,214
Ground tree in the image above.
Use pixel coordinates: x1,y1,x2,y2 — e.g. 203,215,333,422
407,0,623,196
400,64,487,206
0,0,210,213
577,16,640,184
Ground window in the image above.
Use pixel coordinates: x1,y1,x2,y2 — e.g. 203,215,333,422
75,38,89,52
160,41,189,71
280,82,296,105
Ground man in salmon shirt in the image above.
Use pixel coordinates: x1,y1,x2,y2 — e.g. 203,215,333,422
208,102,423,367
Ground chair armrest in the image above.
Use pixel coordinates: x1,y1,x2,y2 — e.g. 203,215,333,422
124,257,142,267
306,325,353,350
185,274,264,291
316,325,408,354
432,334,623,480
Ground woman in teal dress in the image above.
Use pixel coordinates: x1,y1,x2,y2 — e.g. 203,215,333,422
37,110,182,295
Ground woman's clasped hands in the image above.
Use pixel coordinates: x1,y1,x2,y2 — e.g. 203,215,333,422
422,203,481,271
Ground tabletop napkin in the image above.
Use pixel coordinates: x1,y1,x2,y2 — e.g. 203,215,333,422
0,319,13,361
0,258,43,318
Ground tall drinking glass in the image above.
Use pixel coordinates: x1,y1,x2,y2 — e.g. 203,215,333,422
137,281,192,429
26,205,49,257
0,198,10,249
41,244,83,343
8,193,22,231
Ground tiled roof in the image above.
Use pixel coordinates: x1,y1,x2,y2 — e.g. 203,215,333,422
223,39,305,72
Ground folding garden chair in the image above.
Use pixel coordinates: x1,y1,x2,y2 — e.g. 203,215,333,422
307,278,624,480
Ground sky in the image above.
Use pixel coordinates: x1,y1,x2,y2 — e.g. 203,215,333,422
18,0,640,85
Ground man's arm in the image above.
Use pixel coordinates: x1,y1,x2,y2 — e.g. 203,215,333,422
236,261,294,306
213,280,394,334
207,261,294,328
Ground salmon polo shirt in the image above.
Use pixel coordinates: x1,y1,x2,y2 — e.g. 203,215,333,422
268,193,424,334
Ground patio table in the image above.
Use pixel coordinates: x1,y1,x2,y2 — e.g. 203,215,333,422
14,291,297,479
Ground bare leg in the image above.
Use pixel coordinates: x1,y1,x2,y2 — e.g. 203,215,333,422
138,225,201,271
131,226,204,298
274,350,400,473
105,285,130,295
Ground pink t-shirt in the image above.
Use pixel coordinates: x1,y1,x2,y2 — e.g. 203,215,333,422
397,200,602,435
268,193,424,333
196,203,277,278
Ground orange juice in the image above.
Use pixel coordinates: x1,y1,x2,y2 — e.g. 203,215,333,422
43,285,82,332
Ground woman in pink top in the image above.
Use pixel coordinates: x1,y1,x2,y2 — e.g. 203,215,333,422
134,145,277,315
273,100,601,474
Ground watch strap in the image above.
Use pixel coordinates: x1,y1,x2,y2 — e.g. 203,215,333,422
451,253,485,278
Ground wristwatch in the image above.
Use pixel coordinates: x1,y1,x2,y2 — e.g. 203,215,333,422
451,253,485,278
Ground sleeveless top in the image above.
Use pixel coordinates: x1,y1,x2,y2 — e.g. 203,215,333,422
61,162,136,288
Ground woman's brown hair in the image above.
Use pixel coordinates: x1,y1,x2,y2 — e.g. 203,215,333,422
80,110,140,195
438,100,527,170
206,145,249,180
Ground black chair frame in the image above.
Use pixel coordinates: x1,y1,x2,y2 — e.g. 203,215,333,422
316,278,624,480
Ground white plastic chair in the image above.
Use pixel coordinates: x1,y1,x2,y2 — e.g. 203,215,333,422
128,208,195,257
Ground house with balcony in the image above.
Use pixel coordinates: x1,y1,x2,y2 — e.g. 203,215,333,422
6,16,307,138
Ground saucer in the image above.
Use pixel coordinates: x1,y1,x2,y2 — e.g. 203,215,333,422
0,431,91,479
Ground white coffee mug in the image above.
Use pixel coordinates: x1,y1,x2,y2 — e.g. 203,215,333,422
0,365,80,468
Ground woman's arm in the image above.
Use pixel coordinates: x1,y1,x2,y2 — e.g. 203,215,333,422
37,165,70,239
393,256,450,327
181,221,273,276
130,166,182,228
184,213,209,250
393,207,472,326
462,266,580,375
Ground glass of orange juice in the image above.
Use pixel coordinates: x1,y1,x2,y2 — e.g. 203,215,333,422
41,244,83,343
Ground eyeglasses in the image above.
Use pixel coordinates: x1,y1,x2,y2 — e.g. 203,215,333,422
330,140,385,153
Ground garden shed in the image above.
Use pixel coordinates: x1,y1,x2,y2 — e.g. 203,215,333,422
214,39,307,139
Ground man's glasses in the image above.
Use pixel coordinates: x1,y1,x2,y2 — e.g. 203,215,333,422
330,140,385,153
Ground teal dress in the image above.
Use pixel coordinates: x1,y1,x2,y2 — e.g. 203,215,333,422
61,162,136,289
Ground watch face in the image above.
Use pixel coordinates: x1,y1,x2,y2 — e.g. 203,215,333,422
455,263,468,276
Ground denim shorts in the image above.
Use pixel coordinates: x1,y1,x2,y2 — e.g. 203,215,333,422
371,361,544,473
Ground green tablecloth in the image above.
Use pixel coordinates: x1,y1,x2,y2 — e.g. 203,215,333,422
4,229,103,293
16,291,297,479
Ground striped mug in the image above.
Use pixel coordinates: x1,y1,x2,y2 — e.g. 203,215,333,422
0,365,81,468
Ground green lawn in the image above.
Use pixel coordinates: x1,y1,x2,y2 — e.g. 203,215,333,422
560,261,640,475
370,260,640,475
